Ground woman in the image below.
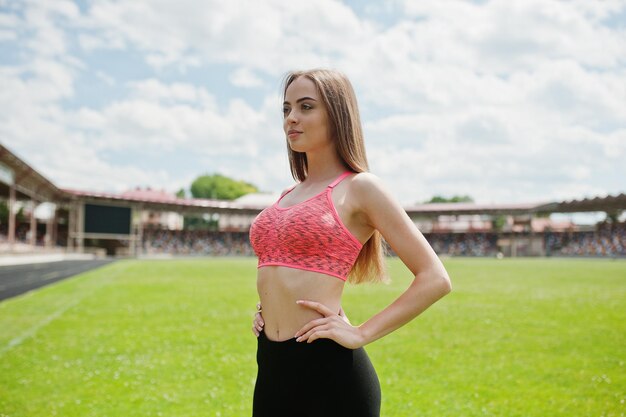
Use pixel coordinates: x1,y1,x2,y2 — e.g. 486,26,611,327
248,68,452,417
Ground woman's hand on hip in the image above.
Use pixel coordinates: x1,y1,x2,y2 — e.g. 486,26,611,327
294,300,366,349
252,302,264,337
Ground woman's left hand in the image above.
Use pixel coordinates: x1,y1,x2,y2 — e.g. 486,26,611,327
294,300,367,349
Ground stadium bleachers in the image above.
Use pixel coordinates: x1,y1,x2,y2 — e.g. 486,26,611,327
138,222,626,258
3,222,625,258
141,228,254,256
544,222,626,257
424,233,499,257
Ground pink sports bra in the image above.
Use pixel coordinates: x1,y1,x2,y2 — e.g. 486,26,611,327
249,171,363,281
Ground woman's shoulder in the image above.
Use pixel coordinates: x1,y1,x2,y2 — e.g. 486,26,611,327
349,171,386,193
347,171,394,207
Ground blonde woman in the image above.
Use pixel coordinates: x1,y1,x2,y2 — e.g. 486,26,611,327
248,69,452,417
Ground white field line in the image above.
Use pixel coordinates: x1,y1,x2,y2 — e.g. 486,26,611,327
0,263,130,356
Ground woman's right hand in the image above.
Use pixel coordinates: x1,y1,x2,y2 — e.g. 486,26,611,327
252,302,264,337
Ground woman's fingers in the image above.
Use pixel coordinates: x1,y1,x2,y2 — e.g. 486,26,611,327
254,311,264,326
296,323,333,342
304,328,336,344
252,302,264,337
294,300,342,339
294,316,336,338
296,299,335,317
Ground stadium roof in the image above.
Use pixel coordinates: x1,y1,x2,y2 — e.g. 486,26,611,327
65,187,555,217
403,201,551,217
62,188,265,215
1,141,625,217
534,193,626,214
0,143,65,202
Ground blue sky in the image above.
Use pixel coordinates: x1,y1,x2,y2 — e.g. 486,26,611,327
1,0,625,207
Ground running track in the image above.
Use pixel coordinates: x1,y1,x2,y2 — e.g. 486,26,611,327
0,260,117,302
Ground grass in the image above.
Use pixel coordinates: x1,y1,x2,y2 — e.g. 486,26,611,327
0,257,624,416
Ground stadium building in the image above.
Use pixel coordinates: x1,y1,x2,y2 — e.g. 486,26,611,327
1,143,625,259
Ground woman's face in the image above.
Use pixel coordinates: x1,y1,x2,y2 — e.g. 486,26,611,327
283,76,331,154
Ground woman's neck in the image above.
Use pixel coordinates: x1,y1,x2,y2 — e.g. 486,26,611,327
304,149,346,183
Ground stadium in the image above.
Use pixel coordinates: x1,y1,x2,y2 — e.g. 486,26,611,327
2,0,625,415
2,142,624,262
2,140,625,415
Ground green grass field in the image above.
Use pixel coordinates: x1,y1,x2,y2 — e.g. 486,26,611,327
0,257,624,416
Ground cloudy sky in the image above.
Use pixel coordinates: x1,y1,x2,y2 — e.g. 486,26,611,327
1,0,625,207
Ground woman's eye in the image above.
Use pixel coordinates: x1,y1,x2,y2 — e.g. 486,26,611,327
302,103,312,110
282,107,290,115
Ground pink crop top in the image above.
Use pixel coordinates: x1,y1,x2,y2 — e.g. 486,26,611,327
249,171,363,281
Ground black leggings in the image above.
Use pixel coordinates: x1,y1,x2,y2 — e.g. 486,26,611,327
252,329,381,417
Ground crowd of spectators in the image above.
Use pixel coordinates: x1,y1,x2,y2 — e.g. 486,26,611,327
3,222,625,258
149,230,500,258
424,233,499,257
142,228,253,256
140,229,501,258
141,225,626,258
544,222,626,257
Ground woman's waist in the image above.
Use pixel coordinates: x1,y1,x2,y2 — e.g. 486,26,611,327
258,297,342,342
257,267,344,341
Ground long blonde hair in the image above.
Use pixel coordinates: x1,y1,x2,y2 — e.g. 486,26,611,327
282,69,388,285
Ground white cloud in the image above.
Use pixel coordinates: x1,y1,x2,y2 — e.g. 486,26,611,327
77,33,124,50
128,78,216,107
95,70,115,86
22,1,80,57
0,11,20,42
1,0,625,205
229,68,264,88
0,30,16,41
80,0,371,73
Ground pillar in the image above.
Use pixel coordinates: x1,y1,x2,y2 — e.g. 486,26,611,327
45,204,55,248
29,199,37,247
67,202,75,251
8,184,15,249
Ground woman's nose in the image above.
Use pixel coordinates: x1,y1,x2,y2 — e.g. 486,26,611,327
286,111,297,124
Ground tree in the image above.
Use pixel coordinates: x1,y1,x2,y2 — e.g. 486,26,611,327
0,201,7,223
184,214,217,231
492,214,507,231
0,201,25,223
190,174,258,200
424,195,474,204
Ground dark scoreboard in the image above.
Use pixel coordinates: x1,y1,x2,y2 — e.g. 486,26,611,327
84,204,131,234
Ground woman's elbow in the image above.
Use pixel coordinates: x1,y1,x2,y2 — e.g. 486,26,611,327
439,273,452,296
428,269,451,297
414,268,452,297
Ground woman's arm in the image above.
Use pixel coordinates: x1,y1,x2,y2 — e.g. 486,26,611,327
294,173,451,347
352,172,452,345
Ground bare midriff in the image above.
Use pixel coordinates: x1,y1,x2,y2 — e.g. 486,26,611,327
257,265,345,342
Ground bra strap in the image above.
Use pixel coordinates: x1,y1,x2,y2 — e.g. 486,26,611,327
328,171,353,189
